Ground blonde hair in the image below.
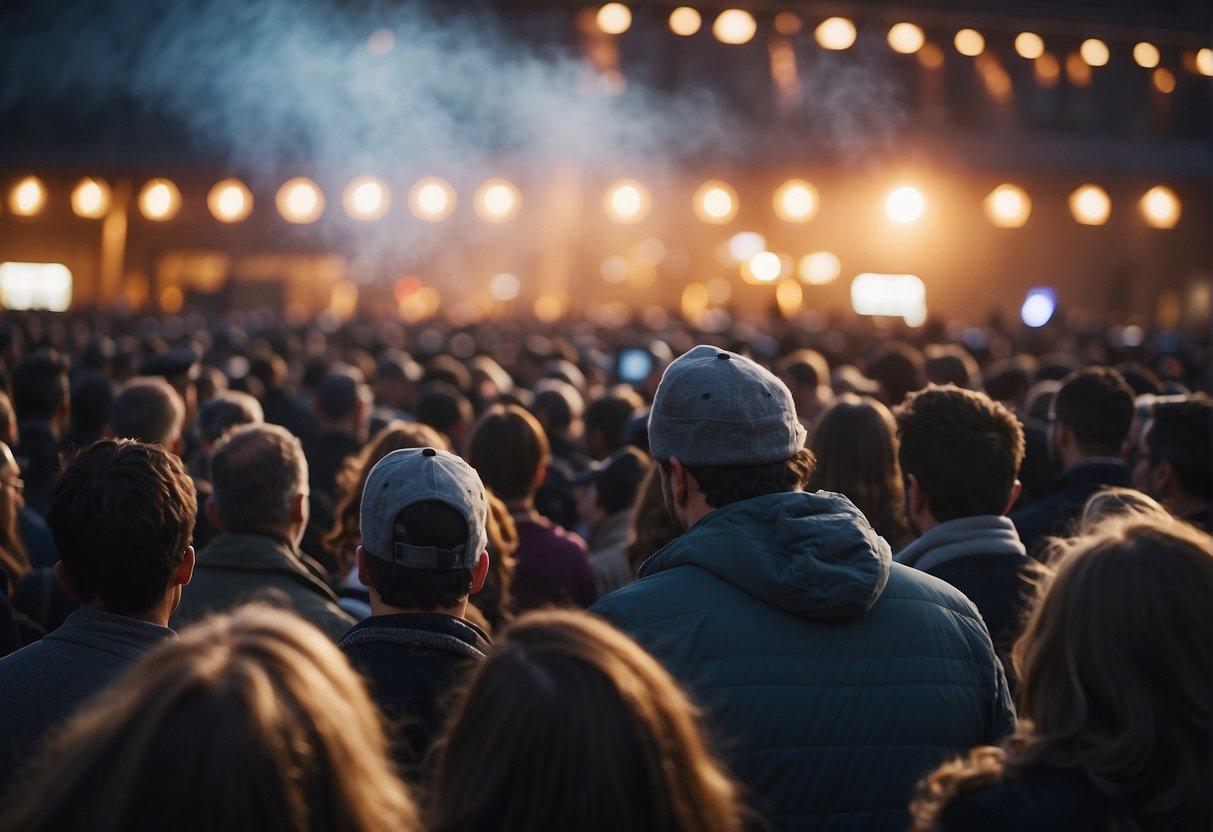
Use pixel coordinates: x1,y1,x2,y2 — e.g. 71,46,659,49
0,606,419,832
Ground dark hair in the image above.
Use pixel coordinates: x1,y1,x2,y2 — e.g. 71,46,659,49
1145,396,1213,502
416,382,474,442
866,341,925,406
774,349,829,390
982,357,1035,406
678,448,815,509
49,439,195,616
198,391,264,444
585,386,644,459
465,405,549,502
531,383,581,435
69,371,115,437
315,365,367,421
111,377,185,448
896,385,1025,521
1054,367,1134,457
923,344,980,390
210,424,306,532
12,350,69,421
625,464,680,574
364,501,474,610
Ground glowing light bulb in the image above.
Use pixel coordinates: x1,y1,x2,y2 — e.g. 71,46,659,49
139,178,182,221
748,251,784,283
597,3,631,35
712,10,756,45
72,177,111,219
799,251,841,285
885,186,924,223
1196,48,1213,77
984,184,1031,228
693,180,738,224
1069,185,1111,225
1080,38,1109,67
10,176,47,216
342,176,389,221
815,17,856,51
727,232,765,262
1133,42,1160,68
1139,186,1180,229
773,179,818,222
668,7,701,36
887,23,924,55
604,179,650,223
276,177,324,224
208,179,253,223
1014,32,1044,60
954,29,985,57
1021,288,1056,327
474,179,520,222
409,177,456,222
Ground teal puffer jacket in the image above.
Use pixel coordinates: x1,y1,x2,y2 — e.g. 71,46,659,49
591,490,1015,832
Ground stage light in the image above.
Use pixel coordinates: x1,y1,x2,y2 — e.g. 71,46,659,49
1140,186,1180,229
10,176,47,217
1151,67,1176,93
851,273,927,326
490,273,521,302
474,179,520,223
0,262,72,311
799,251,841,285
207,179,253,223
887,23,924,55
408,177,455,222
342,176,389,221
815,17,856,51
604,179,650,223
1196,48,1212,76
773,179,818,222
1021,288,1056,327
885,186,924,223
774,12,802,36
1069,185,1110,225
1133,42,1160,68
1080,38,1109,67
72,178,111,219
1014,33,1044,60
984,184,1031,228
712,10,756,45
954,29,984,57
276,177,324,224
748,251,783,282
669,7,701,36
776,280,804,315
139,178,181,221
727,231,765,262
597,4,631,35
693,180,738,223
1035,53,1061,86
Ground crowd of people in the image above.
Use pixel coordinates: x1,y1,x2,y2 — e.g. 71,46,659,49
0,307,1208,830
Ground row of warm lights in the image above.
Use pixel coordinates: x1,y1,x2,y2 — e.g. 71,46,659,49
593,3,1213,77
5,175,1182,230
4,175,523,225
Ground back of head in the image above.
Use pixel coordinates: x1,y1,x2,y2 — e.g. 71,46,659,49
111,377,186,449
70,371,115,436
866,341,925,406
430,610,742,832
49,439,196,616
1145,395,1213,502
584,386,644,459
465,404,549,501
895,385,1025,521
12,350,69,422
774,348,829,391
1076,487,1170,533
198,390,265,445
983,356,1035,407
1054,367,1134,457
0,605,418,832
923,344,980,390
210,424,307,533
315,364,370,423
531,379,584,435
415,381,474,441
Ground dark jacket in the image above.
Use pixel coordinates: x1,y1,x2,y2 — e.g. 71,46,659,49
591,490,1015,832
1010,459,1132,556
339,613,490,775
13,421,60,518
941,766,1109,831
172,532,355,640
510,514,596,611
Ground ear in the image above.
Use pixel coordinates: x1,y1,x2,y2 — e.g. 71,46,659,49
355,545,371,588
469,551,491,595
204,495,224,532
54,561,81,602
533,458,548,489
1054,420,1073,451
1002,480,1022,515
175,545,196,587
907,473,929,517
1153,458,1177,497
668,457,690,507
291,491,307,525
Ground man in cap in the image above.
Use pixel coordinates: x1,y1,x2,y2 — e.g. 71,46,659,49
590,345,1014,832
574,445,650,596
338,447,492,774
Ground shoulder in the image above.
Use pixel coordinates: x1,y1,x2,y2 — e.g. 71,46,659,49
942,767,1109,832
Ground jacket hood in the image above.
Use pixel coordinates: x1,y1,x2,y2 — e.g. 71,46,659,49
640,490,891,620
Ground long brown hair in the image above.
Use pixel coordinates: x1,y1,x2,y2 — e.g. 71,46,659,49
429,610,746,832
0,605,419,832
0,441,29,593
911,517,1212,830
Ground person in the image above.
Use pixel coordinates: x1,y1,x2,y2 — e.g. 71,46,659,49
466,404,595,611
574,445,650,597
429,610,745,832
910,517,1211,831
171,424,354,640
1075,486,1170,531
623,463,681,576
583,385,644,462
807,393,911,549
775,348,833,430
591,346,1014,831
109,376,186,452
1130,395,1213,530
0,439,196,786
10,350,70,517
338,447,493,774
893,385,1034,674
0,605,419,832
1010,367,1135,555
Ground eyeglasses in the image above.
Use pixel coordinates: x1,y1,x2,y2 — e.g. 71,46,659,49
1,478,24,496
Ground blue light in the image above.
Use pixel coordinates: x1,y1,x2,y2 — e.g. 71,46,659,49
1021,288,1056,328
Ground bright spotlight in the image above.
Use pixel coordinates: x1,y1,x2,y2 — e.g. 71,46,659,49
668,7,701,36
490,273,521,302
954,29,985,57
887,23,924,55
851,273,927,325
727,231,766,262
1014,32,1044,60
885,186,924,223
342,176,390,221
773,179,819,222
815,17,856,51
408,177,456,222
604,179,650,223
139,178,182,221
1069,185,1111,225
208,179,253,223
799,252,841,285
0,262,72,311
1080,38,1109,67
10,176,47,217
748,252,784,283
1196,48,1213,77
1140,186,1180,229
276,177,324,224
712,10,757,45
474,179,521,223
71,178,111,219
597,3,632,35
983,184,1031,228
1021,288,1057,328
693,180,738,224
1133,42,1160,68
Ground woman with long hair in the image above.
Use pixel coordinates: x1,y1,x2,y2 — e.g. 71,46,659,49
910,517,1212,830
429,610,746,832
807,393,910,548
0,605,419,832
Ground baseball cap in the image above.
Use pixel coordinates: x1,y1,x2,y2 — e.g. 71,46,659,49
360,447,488,570
573,445,650,514
648,345,806,466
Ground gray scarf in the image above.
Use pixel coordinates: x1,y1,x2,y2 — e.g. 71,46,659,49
894,515,1026,572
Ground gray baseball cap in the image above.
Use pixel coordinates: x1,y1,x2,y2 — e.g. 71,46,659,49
360,447,488,570
648,345,807,466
